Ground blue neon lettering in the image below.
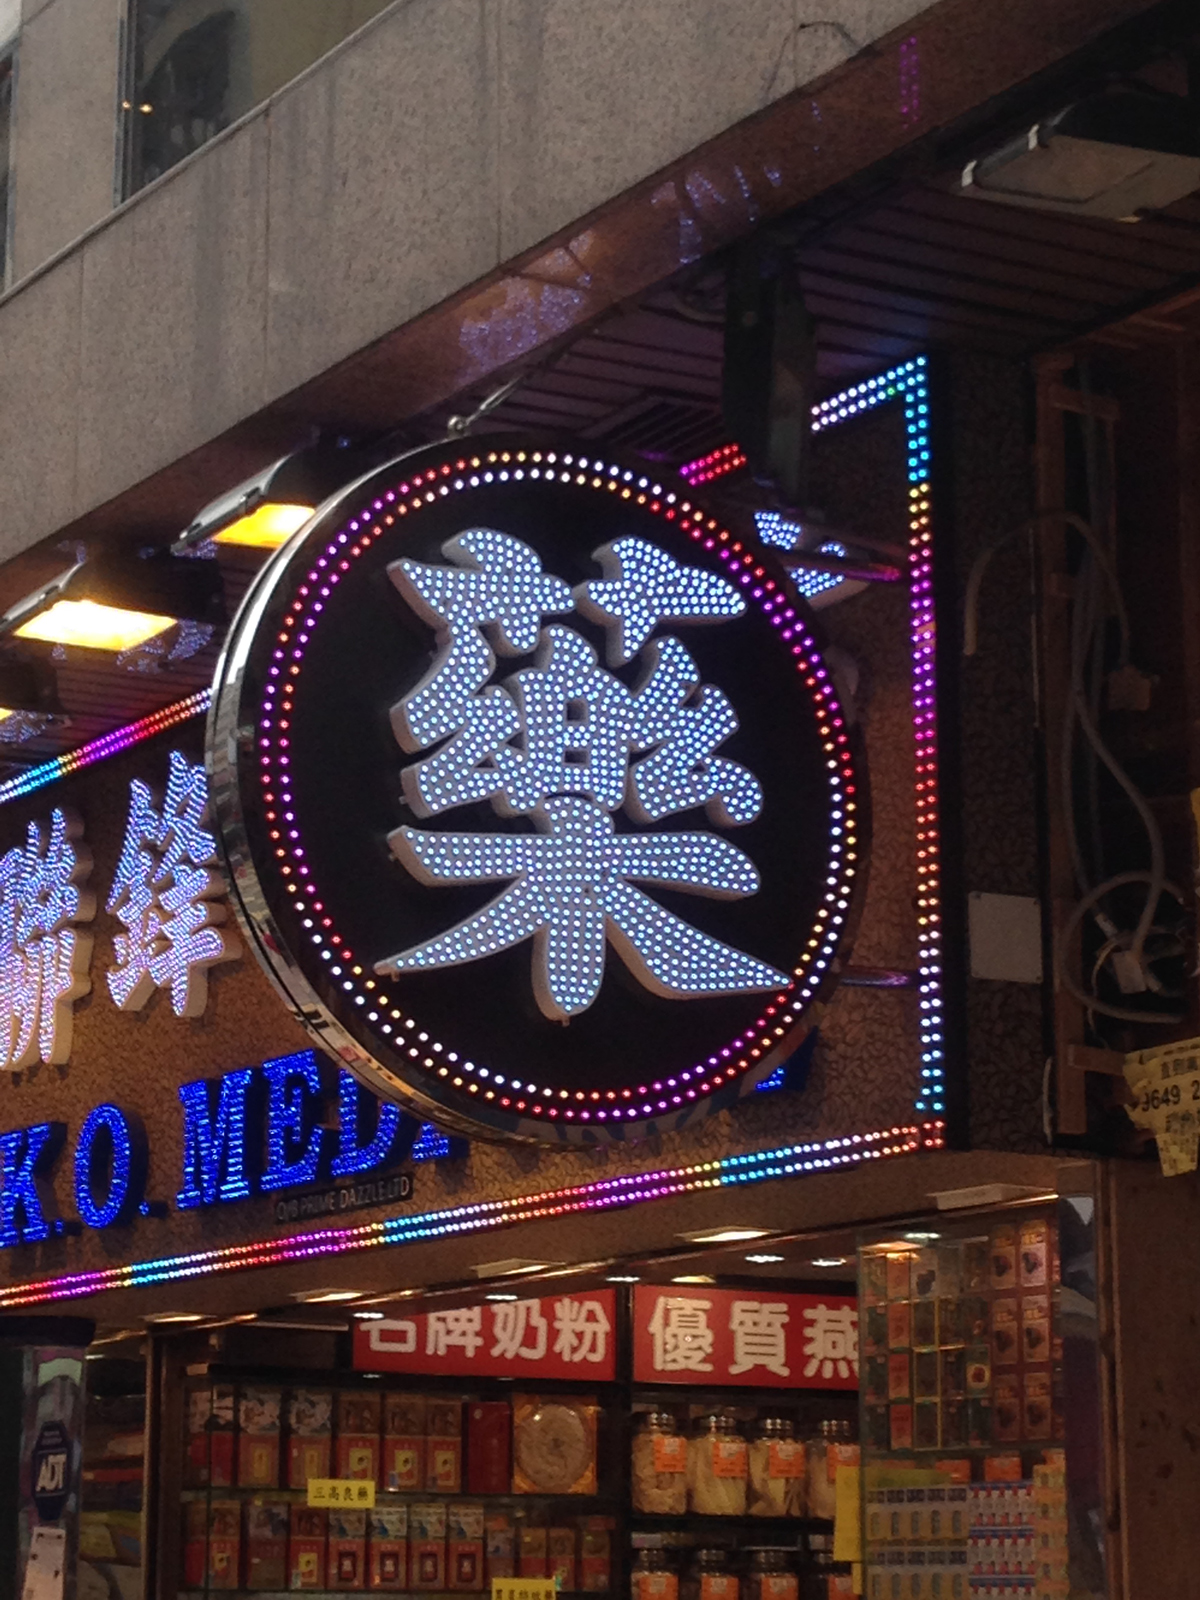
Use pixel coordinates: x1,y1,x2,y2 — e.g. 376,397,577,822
331,1070,417,1178
74,1104,147,1229
176,1068,259,1208
261,1052,329,1191
0,1122,65,1246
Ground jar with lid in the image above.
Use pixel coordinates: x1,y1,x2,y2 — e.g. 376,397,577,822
806,1420,856,1522
632,1411,688,1514
741,1549,798,1600
747,1417,805,1517
633,1548,679,1600
688,1412,747,1517
682,1547,738,1600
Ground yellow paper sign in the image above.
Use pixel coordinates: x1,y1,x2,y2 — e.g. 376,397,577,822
492,1581,558,1600
306,1477,376,1508
833,1462,862,1564
1124,1038,1200,1175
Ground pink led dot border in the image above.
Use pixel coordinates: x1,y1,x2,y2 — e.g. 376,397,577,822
255,446,862,1130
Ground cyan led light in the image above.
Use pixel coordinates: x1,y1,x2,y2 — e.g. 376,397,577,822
73,1103,147,1229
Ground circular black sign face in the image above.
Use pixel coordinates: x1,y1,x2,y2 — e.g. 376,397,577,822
209,438,868,1143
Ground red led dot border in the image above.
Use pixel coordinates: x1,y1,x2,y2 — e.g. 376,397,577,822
255,448,861,1131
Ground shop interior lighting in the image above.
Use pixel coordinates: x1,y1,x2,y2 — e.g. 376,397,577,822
679,1227,770,1244
809,1256,850,1268
744,1252,785,1264
144,1311,203,1324
485,1292,520,1302
902,1230,941,1244
471,1259,562,1278
671,1274,717,1285
605,1273,641,1283
292,1287,364,1303
352,1310,386,1320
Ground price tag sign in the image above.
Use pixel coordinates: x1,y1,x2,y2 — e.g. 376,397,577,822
492,1581,558,1600
1125,1038,1200,1175
306,1478,376,1508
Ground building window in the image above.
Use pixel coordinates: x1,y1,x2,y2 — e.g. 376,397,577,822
122,0,397,196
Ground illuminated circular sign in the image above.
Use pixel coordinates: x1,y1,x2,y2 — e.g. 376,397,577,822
209,438,868,1143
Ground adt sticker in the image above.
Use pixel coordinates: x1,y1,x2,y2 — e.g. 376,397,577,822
30,1421,70,1523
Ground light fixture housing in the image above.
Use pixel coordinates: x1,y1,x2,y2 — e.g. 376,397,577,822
671,1274,717,1285
0,550,223,653
291,1288,364,1304
174,440,378,553
471,1259,563,1279
960,89,1200,219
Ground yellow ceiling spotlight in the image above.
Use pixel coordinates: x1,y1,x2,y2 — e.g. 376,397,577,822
0,550,223,655
15,598,175,651
212,502,314,550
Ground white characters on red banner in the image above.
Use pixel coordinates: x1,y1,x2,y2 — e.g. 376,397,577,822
647,1295,716,1373
107,750,239,1018
552,1297,611,1365
491,1300,548,1362
425,1306,484,1359
801,1303,859,1380
0,808,94,1069
729,1299,791,1378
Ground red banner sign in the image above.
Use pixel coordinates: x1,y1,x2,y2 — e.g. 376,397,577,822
632,1284,858,1390
353,1289,617,1380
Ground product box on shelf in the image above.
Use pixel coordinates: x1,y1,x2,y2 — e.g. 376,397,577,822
547,1525,577,1592
447,1501,485,1591
288,1505,327,1591
409,1500,448,1591
327,1508,368,1591
466,1400,511,1494
288,1390,333,1488
238,1387,282,1488
579,1517,613,1592
518,1523,548,1578
369,1504,409,1591
382,1391,426,1491
484,1511,515,1582
184,1384,235,1487
183,1498,240,1590
336,1392,382,1481
243,1499,288,1590
426,1398,463,1493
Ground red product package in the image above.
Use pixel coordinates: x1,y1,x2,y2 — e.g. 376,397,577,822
327,1509,368,1591
369,1505,409,1591
382,1392,427,1492
426,1398,463,1493
580,1517,613,1592
237,1388,282,1488
288,1506,327,1591
183,1499,240,1590
448,1502,485,1592
409,1502,448,1591
243,1500,288,1590
335,1391,381,1481
288,1390,333,1489
466,1401,511,1494
185,1383,235,1487
485,1512,515,1583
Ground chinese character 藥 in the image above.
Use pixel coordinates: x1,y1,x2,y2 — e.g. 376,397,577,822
0,808,94,1070
376,531,788,1018
107,750,239,1018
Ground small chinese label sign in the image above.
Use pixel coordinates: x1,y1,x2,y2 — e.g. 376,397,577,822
491,1580,558,1600
307,1478,376,1508
351,1288,617,1380
632,1284,858,1389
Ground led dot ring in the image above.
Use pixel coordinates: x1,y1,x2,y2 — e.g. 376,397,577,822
209,437,868,1144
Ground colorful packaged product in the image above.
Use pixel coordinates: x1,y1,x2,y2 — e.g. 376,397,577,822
991,1300,1019,1367
426,1398,463,1492
484,1511,515,1582
579,1517,612,1592
335,1392,381,1481
466,1400,511,1494
513,1396,598,1495
243,1500,288,1590
288,1506,326,1591
183,1498,240,1590
1018,1219,1049,1287
887,1255,913,1300
287,1390,333,1489
185,1383,235,1487
327,1508,368,1591
409,1501,447,1591
369,1505,408,1591
448,1501,485,1591
382,1392,426,1491
547,1525,576,1592
992,1375,1021,1444
519,1524,548,1578
238,1388,282,1488
989,1225,1018,1291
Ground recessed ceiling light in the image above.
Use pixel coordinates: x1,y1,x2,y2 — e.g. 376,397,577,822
471,1258,562,1278
292,1288,364,1304
679,1227,771,1245
745,1253,785,1264
810,1257,850,1268
144,1312,203,1324
671,1274,717,1285
352,1311,386,1320
485,1292,519,1302
606,1274,641,1284
903,1231,941,1244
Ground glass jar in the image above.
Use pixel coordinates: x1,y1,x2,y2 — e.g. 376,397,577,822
747,1416,805,1517
741,1548,798,1600
688,1412,747,1517
682,1547,738,1600
633,1548,679,1600
632,1411,688,1515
